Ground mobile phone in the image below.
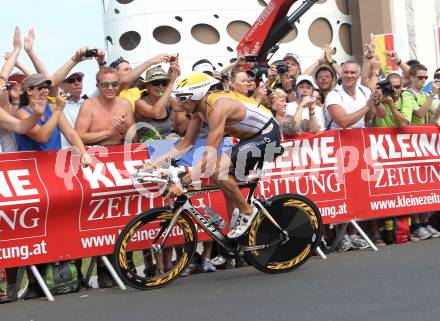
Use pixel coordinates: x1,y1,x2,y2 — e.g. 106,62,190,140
5,82,14,90
61,92,72,99
84,48,98,58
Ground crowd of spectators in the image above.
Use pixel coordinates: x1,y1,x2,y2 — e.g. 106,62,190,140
1,26,440,302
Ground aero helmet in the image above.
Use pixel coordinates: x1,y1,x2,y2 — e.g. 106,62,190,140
173,72,220,102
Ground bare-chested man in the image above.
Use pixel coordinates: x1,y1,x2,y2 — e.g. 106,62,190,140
75,67,134,145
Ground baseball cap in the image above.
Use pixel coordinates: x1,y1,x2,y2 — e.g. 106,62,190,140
295,74,317,89
192,59,215,74
64,70,85,82
283,52,301,66
21,73,52,91
142,66,170,83
8,72,27,84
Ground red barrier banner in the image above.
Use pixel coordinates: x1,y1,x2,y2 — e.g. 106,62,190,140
1,126,439,268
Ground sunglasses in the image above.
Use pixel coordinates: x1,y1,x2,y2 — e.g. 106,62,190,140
416,76,428,81
434,74,440,80
31,84,50,91
175,93,193,103
66,76,83,84
99,81,119,88
392,85,402,90
150,80,169,87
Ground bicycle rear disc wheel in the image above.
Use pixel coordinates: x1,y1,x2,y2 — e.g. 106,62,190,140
114,207,197,290
244,194,322,274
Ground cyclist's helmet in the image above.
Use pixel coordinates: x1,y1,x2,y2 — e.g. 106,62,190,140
173,72,220,102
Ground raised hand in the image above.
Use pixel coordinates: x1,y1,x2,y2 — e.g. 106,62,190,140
169,54,181,80
29,93,46,115
111,115,128,136
235,56,246,67
323,45,334,63
71,47,88,62
371,55,382,71
268,65,277,81
384,51,402,66
24,28,35,52
0,79,6,91
149,53,173,65
13,26,22,51
300,96,313,107
364,38,376,59
432,80,440,95
382,94,394,106
96,48,106,65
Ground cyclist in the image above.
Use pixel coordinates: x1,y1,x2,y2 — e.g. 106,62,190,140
155,72,282,239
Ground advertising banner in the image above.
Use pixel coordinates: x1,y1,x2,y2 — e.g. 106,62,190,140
1,127,440,268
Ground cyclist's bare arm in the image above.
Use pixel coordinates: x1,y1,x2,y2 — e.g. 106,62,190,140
181,102,227,186
144,112,202,169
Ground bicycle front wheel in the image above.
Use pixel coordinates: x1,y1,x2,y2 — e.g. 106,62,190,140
244,193,322,274
114,207,197,290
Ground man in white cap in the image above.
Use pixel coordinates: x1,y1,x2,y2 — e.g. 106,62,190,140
283,52,301,80
286,74,325,133
59,70,85,148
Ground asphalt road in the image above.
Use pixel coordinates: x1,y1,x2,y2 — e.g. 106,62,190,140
1,238,439,321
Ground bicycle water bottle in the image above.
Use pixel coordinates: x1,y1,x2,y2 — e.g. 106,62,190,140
202,205,227,230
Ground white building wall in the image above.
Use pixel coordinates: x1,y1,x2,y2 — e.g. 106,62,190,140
390,0,438,74
101,0,352,74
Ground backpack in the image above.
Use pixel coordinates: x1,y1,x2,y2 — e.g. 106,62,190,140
44,261,79,295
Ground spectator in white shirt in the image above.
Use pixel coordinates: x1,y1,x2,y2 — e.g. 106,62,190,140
286,74,325,133
324,61,385,130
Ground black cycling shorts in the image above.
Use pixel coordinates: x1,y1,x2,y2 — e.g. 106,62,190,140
228,119,283,180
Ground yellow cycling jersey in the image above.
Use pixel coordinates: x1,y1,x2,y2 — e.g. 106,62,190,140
206,91,273,139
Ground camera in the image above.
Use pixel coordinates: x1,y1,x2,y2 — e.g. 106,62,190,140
84,48,98,58
60,92,72,99
221,73,229,81
5,82,14,90
377,79,394,96
276,63,288,74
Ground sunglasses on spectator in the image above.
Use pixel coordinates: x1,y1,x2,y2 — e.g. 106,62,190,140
416,76,428,81
150,80,169,87
66,76,83,84
392,85,402,89
31,84,50,91
99,81,119,88
434,74,440,80
175,93,193,103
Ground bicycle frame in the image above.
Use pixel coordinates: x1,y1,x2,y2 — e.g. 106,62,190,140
155,179,288,257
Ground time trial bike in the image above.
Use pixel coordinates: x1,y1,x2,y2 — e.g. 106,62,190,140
113,163,322,290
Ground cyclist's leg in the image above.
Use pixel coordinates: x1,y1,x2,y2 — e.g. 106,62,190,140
212,148,259,238
211,155,253,215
